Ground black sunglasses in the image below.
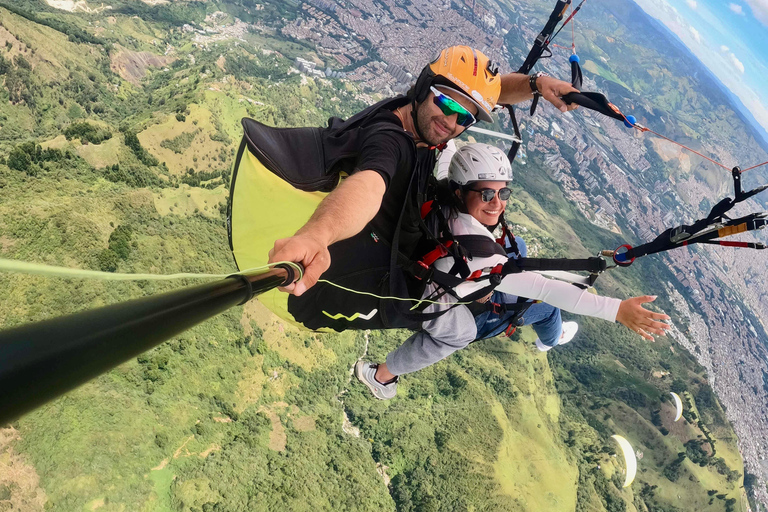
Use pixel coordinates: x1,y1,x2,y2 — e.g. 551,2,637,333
466,187,512,202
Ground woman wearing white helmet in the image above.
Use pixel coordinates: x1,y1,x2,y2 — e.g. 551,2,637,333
355,143,670,400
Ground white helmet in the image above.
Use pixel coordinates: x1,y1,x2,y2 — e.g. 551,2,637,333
448,143,512,186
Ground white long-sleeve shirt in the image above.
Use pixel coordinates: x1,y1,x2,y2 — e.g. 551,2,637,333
429,212,620,322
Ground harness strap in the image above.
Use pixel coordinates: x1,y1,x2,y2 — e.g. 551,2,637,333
502,256,607,274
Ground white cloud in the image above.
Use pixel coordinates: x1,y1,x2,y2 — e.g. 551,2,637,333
718,45,745,74
729,3,745,14
689,26,702,43
744,0,768,25
687,0,697,9
729,53,746,73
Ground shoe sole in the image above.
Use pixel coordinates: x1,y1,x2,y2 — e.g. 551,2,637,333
354,361,391,400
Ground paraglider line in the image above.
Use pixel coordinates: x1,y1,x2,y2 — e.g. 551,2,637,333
633,125,731,171
317,279,474,308
742,160,768,173
0,257,301,283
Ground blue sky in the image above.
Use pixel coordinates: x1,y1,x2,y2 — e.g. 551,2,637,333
632,0,768,138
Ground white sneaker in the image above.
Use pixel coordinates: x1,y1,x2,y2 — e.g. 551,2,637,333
354,361,398,400
536,321,579,352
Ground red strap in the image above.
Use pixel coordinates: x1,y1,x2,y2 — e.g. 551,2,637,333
467,269,484,280
420,200,434,220
467,264,503,281
496,225,515,247
716,241,753,248
504,324,517,337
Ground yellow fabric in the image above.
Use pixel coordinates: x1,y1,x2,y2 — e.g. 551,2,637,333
229,148,328,327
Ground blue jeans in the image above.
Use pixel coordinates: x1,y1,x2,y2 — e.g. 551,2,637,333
473,235,563,347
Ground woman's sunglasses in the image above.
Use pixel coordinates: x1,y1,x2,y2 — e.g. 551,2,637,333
430,86,476,128
467,187,512,202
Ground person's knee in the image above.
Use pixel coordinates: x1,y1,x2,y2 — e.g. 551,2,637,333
422,306,477,344
444,330,476,349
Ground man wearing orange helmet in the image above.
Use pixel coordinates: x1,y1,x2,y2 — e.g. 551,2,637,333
268,46,578,299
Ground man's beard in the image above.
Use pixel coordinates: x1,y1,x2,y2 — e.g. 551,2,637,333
416,102,449,146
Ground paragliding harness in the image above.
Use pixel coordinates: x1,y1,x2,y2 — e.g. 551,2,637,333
418,214,536,337
408,200,608,336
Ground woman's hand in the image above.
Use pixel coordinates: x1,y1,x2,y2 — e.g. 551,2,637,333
616,295,671,341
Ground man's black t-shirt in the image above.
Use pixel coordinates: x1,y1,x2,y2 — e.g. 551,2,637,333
288,98,439,330
346,107,437,257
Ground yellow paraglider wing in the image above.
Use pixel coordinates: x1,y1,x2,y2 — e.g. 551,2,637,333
228,134,329,327
611,434,637,487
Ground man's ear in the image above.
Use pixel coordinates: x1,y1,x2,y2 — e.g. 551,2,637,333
454,189,463,201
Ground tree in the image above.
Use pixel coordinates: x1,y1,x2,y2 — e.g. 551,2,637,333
670,379,687,393
63,121,112,144
7,146,31,172
96,248,119,272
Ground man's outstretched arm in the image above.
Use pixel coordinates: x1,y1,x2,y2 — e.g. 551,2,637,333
268,169,386,296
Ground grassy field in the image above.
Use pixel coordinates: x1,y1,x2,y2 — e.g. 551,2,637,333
490,333,579,511
583,59,632,91
138,104,230,176
153,183,227,219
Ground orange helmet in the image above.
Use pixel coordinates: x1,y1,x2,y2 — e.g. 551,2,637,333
412,46,501,123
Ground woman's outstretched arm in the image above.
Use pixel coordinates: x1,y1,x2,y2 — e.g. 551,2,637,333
494,272,670,340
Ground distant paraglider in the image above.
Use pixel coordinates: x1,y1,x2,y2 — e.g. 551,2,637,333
611,434,638,487
670,392,684,422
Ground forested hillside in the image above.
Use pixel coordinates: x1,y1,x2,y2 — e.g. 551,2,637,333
0,1,753,511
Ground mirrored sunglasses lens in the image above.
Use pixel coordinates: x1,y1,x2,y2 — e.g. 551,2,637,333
478,188,511,202
481,189,496,202
434,93,475,127
456,112,475,127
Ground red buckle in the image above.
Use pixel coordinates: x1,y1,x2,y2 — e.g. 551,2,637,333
504,324,517,337
420,242,451,267
413,260,430,280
